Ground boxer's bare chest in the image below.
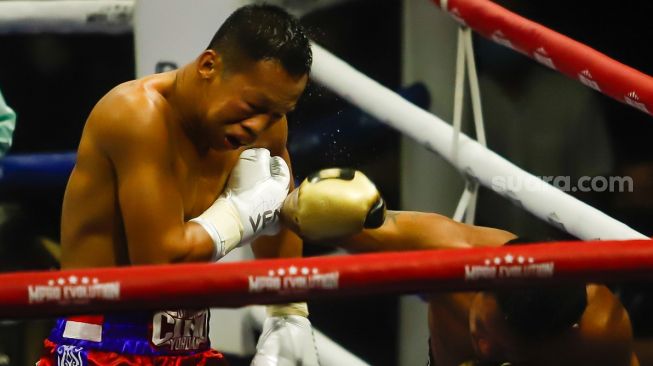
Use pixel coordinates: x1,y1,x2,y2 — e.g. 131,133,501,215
174,142,241,219
166,115,280,220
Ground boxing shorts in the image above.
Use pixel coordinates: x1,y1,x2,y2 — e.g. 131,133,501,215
37,309,228,366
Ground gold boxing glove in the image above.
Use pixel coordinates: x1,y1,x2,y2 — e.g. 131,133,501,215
281,168,386,241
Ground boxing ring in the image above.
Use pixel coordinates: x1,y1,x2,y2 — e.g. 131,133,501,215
1,0,653,365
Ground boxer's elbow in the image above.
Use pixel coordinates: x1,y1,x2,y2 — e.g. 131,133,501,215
129,228,214,265
167,226,216,263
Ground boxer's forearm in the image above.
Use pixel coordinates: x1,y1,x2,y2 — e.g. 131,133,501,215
252,227,304,259
322,211,515,253
170,225,302,263
178,215,304,263
328,211,469,252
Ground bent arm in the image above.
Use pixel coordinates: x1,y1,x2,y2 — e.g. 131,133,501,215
115,150,215,264
325,210,516,252
99,99,215,265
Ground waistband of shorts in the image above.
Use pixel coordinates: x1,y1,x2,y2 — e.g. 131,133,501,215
47,312,211,356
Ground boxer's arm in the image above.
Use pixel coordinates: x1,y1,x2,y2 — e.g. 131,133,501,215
96,97,214,264
327,211,516,252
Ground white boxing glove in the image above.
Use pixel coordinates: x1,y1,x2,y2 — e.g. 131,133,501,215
191,148,290,260
251,305,320,366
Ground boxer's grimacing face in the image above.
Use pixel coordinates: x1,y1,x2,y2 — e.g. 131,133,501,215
197,51,308,151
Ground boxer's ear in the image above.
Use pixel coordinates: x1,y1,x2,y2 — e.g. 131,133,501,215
197,50,222,79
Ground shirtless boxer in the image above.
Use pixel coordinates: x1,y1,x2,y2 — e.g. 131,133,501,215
329,213,638,366
37,5,326,366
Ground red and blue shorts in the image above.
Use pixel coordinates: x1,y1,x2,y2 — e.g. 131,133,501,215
37,309,228,366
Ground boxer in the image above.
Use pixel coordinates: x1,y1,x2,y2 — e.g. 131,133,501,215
431,241,637,366
330,227,638,365
462,282,636,366
36,4,349,366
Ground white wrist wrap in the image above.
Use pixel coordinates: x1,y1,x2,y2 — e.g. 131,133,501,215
189,218,225,261
190,198,243,261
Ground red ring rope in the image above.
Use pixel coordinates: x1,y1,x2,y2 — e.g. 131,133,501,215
2,239,653,318
431,0,653,116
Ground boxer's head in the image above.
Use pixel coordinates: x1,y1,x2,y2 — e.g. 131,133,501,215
469,286,588,362
469,239,588,363
192,4,311,150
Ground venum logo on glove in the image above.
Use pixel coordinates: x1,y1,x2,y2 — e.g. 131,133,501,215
249,208,281,233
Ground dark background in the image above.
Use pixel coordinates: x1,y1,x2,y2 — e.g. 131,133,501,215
1,0,653,365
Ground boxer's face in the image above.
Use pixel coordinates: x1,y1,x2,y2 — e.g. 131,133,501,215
469,292,521,363
198,52,307,151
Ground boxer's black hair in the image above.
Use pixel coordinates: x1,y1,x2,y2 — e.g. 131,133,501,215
494,237,588,339
495,285,587,339
207,4,312,76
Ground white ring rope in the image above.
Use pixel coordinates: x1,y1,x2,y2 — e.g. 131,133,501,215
451,27,467,223
462,28,485,225
451,27,466,165
311,42,647,241
453,182,474,222
465,29,486,147
0,1,133,34
451,25,486,225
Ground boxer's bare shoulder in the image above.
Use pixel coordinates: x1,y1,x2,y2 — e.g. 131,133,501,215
519,284,635,366
576,284,635,365
85,72,177,158
61,72,179,269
